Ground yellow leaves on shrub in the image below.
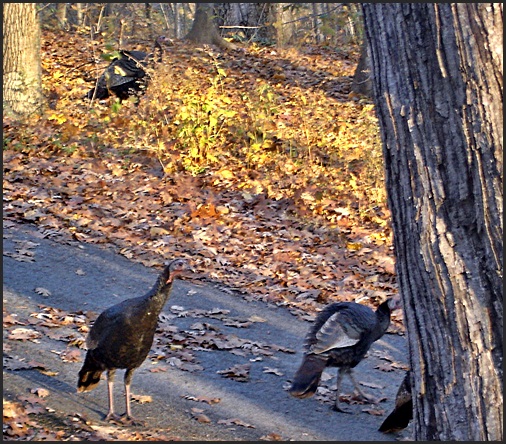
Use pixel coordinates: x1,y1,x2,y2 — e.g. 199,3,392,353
47,113,67,124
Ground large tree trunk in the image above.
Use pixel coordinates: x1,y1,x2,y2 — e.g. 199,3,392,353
185,3,236,50
3,3,45,119
362,3,502,441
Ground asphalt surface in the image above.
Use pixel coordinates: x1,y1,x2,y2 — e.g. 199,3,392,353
3,221,412,441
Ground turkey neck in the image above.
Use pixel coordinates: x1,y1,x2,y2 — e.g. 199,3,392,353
144,267,176,314
374,300,393,340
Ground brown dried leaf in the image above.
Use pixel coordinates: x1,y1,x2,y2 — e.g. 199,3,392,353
217,418,255,428
260,432,285,441
8,327,42,342
375,362,396,372
131,394,152,404
60,348,81,362
3,251,35,262
217,363,251,382
182,395,221,405
149,366,168,373
362,406,385,416
3,313,25,327
222,318,253,328
30,387,50,398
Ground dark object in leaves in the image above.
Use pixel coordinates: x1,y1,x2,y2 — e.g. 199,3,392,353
77,259,187,424
288,297,401,413
379,370,413,433
86,36,168,103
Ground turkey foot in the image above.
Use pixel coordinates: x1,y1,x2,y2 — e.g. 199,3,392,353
105,412,122,423
120,414,146,427
331,403,354,414
352,390,379,404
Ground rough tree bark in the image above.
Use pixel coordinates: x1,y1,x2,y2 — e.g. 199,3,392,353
362,3,502,441
185,3,236,50
3,3,45,119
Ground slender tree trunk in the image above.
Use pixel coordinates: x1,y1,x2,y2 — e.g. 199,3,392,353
3,3,44,119
75,3,85,27
312,3,322,44
56,3,68,30
174,3,180,39
362,3,502,441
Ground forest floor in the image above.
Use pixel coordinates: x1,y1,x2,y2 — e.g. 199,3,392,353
3,30,409,440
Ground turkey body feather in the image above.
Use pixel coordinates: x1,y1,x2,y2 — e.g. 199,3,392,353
86,36,167,102
289,298,401,413
77,258,187,424
85,296,159,370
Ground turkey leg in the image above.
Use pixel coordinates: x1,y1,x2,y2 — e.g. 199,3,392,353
332,368,378,413
121,368,145,426
348,369,379,403
332,369,353,413
104,369,121,421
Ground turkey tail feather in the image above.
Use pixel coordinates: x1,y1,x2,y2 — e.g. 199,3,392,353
288,354,327,398
77,352,104,393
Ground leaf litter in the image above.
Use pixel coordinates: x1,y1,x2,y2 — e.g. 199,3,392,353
2,27,408,441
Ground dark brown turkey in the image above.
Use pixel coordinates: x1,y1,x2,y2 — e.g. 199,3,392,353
77,259,187,424
86,35,168,102
379,370,413,432
288,297,401,413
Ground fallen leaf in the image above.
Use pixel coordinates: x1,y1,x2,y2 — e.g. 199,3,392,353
31,388,50,398
260,432,285,441
34,287,52,297
190,407,211,423
182,395,221,405
60,348,81,362
217,418,255,428
222,318,252,328
248,315,266,323
263,367,284,376
3,251,35,262
8,327,42,342
3,313,25,327
149,366,168,373
362,406,385,416
131,394,152,404
217,363,251,382
375,362,396,372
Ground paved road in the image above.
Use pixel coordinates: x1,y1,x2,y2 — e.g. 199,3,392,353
3,221,412,441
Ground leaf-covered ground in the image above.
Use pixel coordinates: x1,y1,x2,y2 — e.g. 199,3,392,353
3,30,404,440
4,30,397,315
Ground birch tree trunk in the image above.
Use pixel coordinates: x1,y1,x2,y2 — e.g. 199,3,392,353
3,3,44,119
362,3,502,441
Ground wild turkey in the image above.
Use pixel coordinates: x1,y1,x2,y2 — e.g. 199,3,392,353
379,370,413,432
288,297,401,413
86,35,168,102
77,259,187,424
